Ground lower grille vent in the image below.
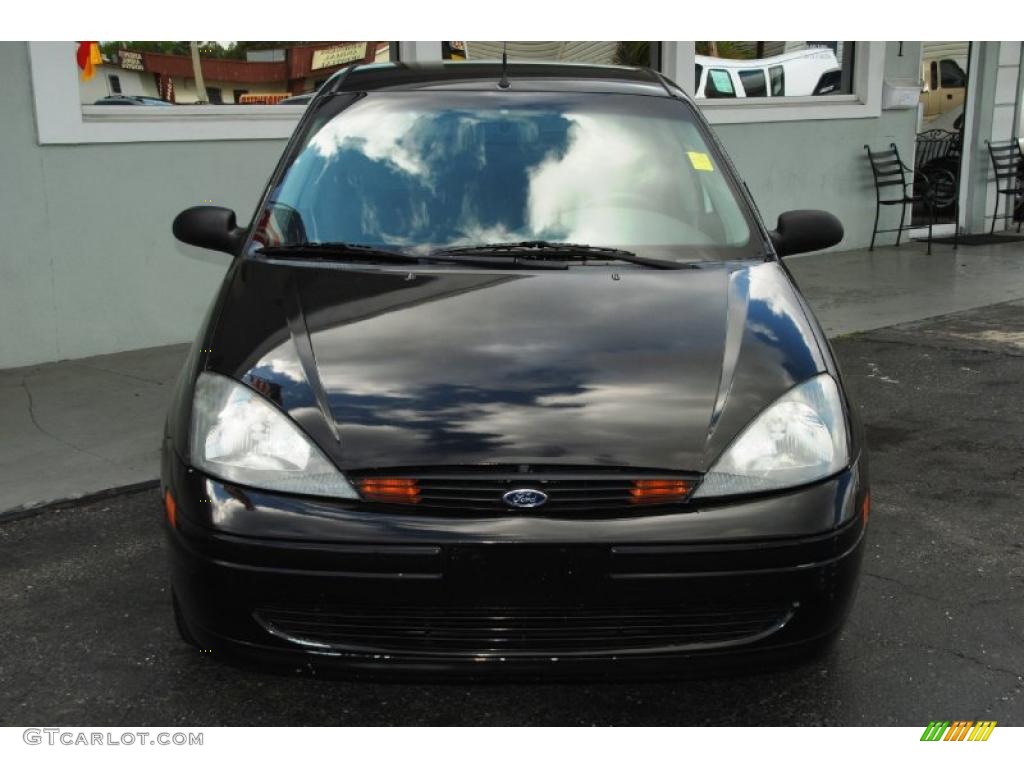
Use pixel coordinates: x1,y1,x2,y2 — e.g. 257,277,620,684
255,602,793,656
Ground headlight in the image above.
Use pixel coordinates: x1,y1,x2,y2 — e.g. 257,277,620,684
693,373,848,498
190,372,358,498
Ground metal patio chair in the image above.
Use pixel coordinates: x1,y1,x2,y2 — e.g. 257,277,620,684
984,138,1023,234
915,128,960,169
865,143,945,255
914,129,961,248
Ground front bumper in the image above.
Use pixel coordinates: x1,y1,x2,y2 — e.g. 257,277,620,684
163,454,867,678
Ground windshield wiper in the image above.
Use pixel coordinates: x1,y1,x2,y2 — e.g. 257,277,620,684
256,240,690,271
256,243,425,264
434,241,696,270
255,241,569,270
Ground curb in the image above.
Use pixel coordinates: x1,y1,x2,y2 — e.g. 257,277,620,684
0,479,160,524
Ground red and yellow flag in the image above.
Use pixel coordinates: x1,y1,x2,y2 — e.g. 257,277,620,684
76,42,101,81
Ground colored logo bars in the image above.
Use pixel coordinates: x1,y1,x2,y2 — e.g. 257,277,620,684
920,721,997,741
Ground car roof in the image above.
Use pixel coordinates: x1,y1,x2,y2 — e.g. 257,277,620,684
329,61,677,98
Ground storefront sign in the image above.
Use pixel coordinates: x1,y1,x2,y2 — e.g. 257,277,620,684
119,50,144,71
238,93,292,105
311,43,367,70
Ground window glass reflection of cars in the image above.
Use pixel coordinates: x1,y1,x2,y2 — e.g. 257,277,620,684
93,95,174,106
694,47,840,98
278,93,314,105
920,57,967,120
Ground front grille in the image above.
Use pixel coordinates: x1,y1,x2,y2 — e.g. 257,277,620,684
255,603,794,656
352,466,699,514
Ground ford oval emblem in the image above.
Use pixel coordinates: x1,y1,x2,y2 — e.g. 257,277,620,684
503,488,548,508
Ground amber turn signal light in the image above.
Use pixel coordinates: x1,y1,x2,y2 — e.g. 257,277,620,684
164,489,178,528
630,478,692,504
359,477,421,504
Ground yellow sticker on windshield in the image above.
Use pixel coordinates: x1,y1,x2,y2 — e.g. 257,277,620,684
687,151,714,172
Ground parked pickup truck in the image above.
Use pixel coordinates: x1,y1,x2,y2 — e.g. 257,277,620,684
920,56,967,119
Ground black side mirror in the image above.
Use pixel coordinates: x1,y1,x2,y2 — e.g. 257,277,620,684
769,210,844,257
172,206,247,255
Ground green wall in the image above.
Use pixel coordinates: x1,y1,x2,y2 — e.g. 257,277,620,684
716,110,918,247
0,41,921,368
715,42,921,252
0,42,286,368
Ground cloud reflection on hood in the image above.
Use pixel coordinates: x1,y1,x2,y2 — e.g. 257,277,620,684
298,268,733,469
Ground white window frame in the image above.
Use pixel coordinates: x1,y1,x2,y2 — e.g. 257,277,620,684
29,41,307,144
660,41,886,124
31,41,444,145
30,41,441,145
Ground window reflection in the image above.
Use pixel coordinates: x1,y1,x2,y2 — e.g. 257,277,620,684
694,42,854,99
265,92,756,259
79,42,392,105
443,42,653,67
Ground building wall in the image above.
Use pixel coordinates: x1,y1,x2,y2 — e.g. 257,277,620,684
715,110,917,250
0,40,940,369
0,42,282,368
713,42,920,253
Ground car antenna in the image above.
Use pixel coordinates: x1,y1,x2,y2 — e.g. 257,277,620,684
498,42,510,89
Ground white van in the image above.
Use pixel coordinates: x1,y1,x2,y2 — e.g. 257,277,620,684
695,48,841,99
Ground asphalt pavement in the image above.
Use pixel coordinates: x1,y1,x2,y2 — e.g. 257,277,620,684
2,301,1022,726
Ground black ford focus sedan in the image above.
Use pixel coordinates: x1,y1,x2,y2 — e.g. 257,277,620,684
164,62,868,676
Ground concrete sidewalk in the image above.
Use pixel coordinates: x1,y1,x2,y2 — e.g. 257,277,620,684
3,239,1024,513
0,343,187,513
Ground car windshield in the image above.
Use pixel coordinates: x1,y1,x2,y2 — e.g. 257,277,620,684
257,90,760,262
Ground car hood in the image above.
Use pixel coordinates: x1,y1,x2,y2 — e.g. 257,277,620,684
209,259,826,472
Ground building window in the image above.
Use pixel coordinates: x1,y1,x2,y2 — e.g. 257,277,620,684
694,42,855,99
442,41,657,67
77,41,394,106
659,41,885,125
